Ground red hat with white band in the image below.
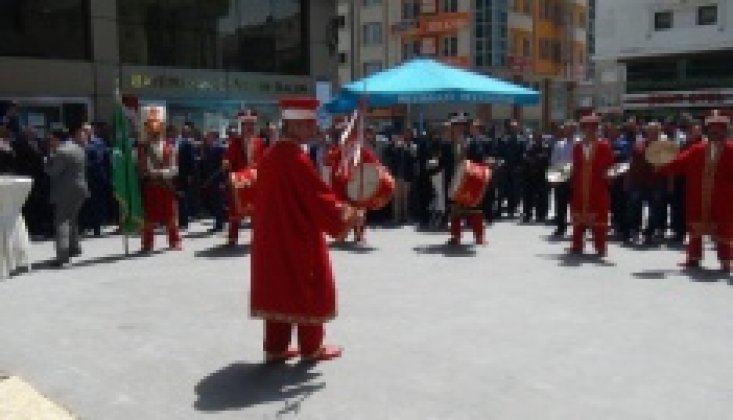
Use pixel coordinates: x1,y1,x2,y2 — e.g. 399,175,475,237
238,109,258,123
705,109,730,126
279,97,320,121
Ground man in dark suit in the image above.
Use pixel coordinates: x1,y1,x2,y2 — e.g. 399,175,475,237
45,129,89,267
200,131,226,232
496,120,526,218
175,123,197,230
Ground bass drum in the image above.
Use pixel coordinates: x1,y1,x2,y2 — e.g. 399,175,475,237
346,163,395,210
449,160,491,208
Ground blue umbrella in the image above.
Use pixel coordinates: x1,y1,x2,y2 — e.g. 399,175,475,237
325,58,539,113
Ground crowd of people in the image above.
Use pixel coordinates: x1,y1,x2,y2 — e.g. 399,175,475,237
1,104,731,267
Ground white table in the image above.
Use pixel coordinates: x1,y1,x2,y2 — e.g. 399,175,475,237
0,176,32,279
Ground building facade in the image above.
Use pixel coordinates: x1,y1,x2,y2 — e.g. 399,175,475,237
589,0,732,120
337,0,588,129
0,0,337,135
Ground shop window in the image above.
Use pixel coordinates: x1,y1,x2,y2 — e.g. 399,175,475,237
0,0,91,60
654,11,673,31
339,52,348,64
697,5,717,25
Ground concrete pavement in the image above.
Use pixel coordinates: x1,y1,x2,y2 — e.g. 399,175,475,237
1,220,732,419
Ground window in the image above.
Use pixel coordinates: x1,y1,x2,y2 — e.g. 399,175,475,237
362,22,383,45
441,0,458,13
578,11,586,28
523,0,532,15
522,37,531,58
402,39,421,59
118,0,309,75
441,36,458,56
363,61,383,76
654,11,673,31
363,0,381,7
337,15,346,28
539,38,550,60
403,0,420,19
697,5,717,25
0,0,91,60
338,52,348,64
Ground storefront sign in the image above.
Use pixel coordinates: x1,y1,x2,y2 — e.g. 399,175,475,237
623,89,733,109
418,13,470,35
122,67,313,99
392,20,419,34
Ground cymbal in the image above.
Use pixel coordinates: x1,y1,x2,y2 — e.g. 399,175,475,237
645,141,679,166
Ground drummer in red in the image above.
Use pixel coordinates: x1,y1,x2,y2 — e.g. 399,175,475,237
569,113,614,257
250,97,363,362
223,109,267,246
658,110,733,272
447,114,486,245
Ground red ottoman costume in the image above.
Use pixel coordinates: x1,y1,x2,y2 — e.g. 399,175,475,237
139,137,181,251
251,97,360,362
570,114,614,256
659,111,733,270
224,109,267,245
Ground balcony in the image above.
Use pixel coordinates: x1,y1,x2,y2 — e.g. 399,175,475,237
508,11,533,32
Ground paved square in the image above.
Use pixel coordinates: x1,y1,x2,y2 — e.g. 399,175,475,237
1,221,732,419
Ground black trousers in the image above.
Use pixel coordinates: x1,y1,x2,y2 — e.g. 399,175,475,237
553,181,571,233
522,177,549,221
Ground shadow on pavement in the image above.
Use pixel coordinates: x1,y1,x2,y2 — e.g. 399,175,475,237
633,267,730,283
195,244,251,259
32,250,165,271
194,362,325,414
328,242,377,254
184,230,218,239
413,243,478,257
537,252,617,268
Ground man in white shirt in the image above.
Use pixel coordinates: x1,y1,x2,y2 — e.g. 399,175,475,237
549,121,577,237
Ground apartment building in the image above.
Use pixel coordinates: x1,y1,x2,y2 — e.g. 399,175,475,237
337,0,588,129
590,0,732,120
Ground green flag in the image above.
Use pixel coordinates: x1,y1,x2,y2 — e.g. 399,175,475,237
111,103,144,234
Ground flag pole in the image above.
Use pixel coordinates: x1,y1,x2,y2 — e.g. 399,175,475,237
114,78,130,256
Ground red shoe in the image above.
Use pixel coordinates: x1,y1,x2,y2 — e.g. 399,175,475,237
475,237,486,246
568,247,583,255
171,241,183,251
302,344,342,362
265,347,299,363
447,237,460,246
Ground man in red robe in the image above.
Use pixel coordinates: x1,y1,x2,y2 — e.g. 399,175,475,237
251,97,363,362
570,113,614,257
223,109,267,246
659,111,733,272
139,121,181,252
